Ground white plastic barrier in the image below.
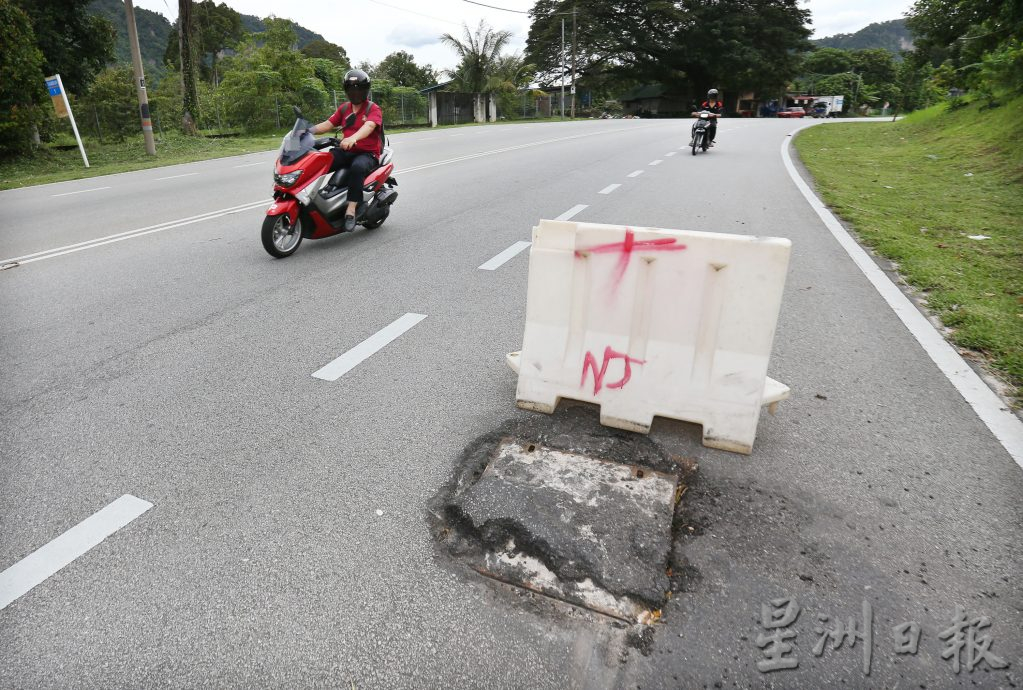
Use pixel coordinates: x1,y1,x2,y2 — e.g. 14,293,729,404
507,220,792,455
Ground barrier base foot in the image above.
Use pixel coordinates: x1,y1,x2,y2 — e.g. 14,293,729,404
702,435,754,455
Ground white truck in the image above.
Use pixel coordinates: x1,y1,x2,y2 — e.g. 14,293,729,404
811,95,845,118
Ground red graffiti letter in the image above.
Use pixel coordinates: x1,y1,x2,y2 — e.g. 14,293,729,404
581,346,645,395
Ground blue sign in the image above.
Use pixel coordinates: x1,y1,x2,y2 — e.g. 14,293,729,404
46,78,61,96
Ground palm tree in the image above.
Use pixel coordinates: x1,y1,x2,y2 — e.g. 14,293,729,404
486,53,537,93
440,20,513,93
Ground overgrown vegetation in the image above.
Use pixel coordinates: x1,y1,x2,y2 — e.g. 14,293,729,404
795,97,1023,404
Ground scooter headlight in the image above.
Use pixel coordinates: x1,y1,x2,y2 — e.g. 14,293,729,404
274,170,303,187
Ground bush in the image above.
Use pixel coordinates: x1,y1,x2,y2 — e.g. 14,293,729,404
81,64,137,140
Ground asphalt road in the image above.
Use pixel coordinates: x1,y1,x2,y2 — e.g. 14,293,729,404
1,117,1020,688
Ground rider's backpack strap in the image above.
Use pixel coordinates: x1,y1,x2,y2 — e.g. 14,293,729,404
367,100,385,147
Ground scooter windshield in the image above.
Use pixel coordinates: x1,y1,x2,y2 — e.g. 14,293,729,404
279,117,315,166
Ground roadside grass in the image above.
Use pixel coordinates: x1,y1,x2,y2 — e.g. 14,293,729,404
794,96,1023,406
0,116,585,191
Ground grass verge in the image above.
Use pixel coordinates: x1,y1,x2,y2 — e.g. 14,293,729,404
794,97,1023,406
0,117,584,191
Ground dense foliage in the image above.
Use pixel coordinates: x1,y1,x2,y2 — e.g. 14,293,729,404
525,0,812,101
907,0,1023,100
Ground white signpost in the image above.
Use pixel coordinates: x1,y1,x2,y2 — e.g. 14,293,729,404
45,74,89,168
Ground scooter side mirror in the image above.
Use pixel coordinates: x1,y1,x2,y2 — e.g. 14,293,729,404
292,105,303,119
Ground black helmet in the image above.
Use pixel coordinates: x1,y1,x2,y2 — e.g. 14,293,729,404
708,88,719,99
344,69,371,94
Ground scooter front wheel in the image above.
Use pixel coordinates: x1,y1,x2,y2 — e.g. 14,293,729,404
261,214,303,258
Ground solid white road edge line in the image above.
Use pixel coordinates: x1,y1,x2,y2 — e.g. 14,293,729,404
555,204,588,221
50,187,112,198
627,170,644,177
782,126,1023,469
0,495,153,610
599,184,621,195
0,200,267,265
479,241,532,271
312,313,428,382
232,162,265,168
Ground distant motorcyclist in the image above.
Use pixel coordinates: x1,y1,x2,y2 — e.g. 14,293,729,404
691,88,723,146
308,69,383,231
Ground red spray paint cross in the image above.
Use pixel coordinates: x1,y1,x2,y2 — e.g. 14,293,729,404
581,346,646,395
575,228,687,292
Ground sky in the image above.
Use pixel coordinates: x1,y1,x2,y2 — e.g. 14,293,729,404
133,0,916,72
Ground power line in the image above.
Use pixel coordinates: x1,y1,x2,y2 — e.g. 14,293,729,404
367,0,462,26
462,0,529,13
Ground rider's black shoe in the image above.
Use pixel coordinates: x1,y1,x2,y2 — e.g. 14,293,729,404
344,214,357,232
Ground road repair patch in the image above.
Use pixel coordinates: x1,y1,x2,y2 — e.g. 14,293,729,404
429,407,692,624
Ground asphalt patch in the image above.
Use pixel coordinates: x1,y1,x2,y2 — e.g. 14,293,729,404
428,405,694,624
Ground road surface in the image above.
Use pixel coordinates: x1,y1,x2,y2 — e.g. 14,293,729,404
1,118,1020,687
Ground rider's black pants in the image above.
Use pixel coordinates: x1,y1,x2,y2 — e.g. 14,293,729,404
329,149,377,206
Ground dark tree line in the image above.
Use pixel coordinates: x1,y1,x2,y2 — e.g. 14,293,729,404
525,0,812,103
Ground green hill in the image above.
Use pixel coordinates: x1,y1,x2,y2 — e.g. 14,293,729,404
814,18,914,54
87,1,326,76
89,0,172,73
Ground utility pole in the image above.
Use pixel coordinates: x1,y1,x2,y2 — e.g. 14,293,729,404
123,0,156,154
560,18,565,120
570,6,577,118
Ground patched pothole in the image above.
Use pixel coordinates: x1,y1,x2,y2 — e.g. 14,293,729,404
429,410,692,624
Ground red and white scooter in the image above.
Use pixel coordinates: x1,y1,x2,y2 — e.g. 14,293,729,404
261,107,398,258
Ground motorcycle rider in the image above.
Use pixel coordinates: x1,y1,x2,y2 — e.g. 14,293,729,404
691,88,723,146
308,69,383,231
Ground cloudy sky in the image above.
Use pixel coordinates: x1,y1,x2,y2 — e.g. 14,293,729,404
133,0,915,71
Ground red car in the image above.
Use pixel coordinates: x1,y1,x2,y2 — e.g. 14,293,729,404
777,106,807,118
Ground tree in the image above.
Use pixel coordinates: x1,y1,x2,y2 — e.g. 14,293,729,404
850,49,898,86
375,51,437,90
196,0,242,85
802,47,854,75
907,0,1023,96
217,18,328,131
301,39,351,68
0,0,45,156
441,21,513,93
164,1,242,85
81,65,137,140
487,53,537,119
12,0,115,96
526,0,811,102
179,0,199,134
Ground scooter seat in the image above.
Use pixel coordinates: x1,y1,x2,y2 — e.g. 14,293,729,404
327,167,350,188
326,156,380,188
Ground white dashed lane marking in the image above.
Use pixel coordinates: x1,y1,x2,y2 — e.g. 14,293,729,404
479,241,532,271
50,187,111,198
0,495,153,610
554,204,588,221
155,173,200,181
312,313,428,382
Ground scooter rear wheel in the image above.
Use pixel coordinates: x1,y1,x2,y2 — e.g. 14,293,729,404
363,207,389,230
262,214,303,258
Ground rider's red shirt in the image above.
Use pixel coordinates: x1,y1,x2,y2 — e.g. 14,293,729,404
328,101,383,156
